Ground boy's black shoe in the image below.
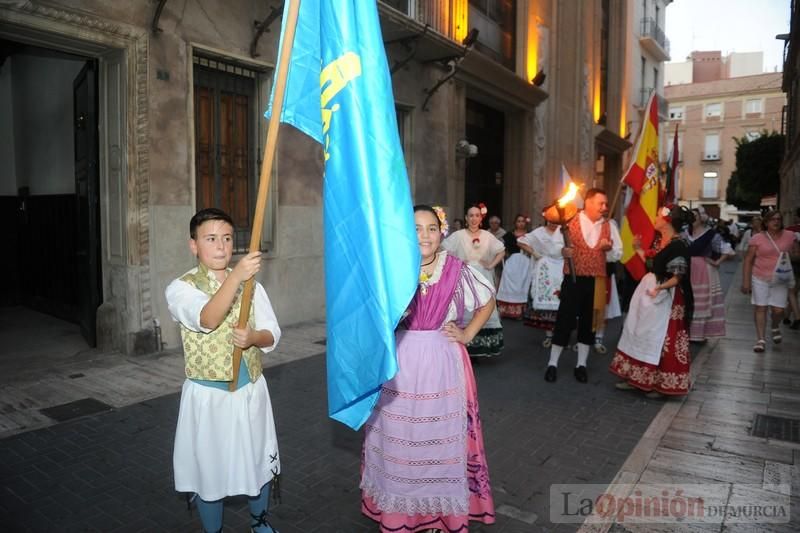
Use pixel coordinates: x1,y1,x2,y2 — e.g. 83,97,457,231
544,365,557,382
574,366,588,383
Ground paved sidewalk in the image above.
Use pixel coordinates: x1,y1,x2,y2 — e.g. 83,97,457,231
579,261,800,533
0,314,328,438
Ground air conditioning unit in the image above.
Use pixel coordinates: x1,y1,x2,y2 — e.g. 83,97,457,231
703,153,719,161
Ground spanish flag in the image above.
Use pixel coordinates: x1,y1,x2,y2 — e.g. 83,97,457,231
620,92,660,280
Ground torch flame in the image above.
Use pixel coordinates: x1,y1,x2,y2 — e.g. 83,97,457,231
557,182,579,208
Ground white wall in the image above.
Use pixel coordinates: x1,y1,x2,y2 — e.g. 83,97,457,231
726,51,763,78
11,54,85,195
0,58,16,196
665,61,692,85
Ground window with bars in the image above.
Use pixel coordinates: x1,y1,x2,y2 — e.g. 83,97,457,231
193,55,273,253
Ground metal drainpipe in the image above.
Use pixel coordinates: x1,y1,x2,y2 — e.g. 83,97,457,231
153,318,163,352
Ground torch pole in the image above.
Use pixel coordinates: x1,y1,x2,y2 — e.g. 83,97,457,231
557,206,577,283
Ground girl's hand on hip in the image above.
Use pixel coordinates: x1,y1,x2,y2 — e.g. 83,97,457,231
443,321,472,344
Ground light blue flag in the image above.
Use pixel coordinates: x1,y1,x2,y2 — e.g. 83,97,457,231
266,0,420,430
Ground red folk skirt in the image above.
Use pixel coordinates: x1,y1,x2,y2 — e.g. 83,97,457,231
609,287,691,395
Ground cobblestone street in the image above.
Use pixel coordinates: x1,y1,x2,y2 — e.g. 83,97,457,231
3,259,786,533
0,313,673,532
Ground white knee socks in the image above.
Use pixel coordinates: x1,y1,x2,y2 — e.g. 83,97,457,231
577,342,590,368
548,344,563,367
549,342,590,367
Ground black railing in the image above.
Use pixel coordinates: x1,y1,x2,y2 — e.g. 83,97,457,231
639,88,669,116
640,17,670,56
381,0,410,15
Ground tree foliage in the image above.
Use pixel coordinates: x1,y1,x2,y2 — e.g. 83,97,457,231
726,131,784,210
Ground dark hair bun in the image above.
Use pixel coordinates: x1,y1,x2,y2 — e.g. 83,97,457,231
667,205,693,231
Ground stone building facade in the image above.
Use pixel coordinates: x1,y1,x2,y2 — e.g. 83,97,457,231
780,1,800,220
0,0,651,354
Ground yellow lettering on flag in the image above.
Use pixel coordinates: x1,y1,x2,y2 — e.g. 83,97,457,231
320,52,362,161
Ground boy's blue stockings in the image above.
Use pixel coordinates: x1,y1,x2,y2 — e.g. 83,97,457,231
249,482,277,533
195,497,223,533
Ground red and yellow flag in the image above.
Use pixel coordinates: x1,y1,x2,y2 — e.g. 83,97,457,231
620,92,660,280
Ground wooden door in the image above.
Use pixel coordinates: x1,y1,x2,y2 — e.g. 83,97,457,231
73,61,102,346
465,99,505,221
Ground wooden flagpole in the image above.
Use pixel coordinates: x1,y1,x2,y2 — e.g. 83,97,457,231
229,0,301,391
609,91,655,219
607,178,625,221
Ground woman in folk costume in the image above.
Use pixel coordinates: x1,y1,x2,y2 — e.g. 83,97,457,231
442,203,505,357
519,218,564,347
496,214,533,319
361,205,496,532
610,205,695,398
684,207,735,343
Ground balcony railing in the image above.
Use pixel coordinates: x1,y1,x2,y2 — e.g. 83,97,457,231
639,17,670,60
380,0,464,42
640,88,669,117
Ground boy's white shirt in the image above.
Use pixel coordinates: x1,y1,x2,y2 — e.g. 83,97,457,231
165,268,281,354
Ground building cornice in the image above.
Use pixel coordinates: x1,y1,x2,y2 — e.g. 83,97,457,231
456,50,548,112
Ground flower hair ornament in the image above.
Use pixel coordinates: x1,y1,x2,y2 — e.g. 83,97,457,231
431,205,449,237
660,204,693,231
478,202,488,217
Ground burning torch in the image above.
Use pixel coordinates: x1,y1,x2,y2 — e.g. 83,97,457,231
543,182,581,283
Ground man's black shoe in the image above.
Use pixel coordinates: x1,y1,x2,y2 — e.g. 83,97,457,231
544,365,557,382
574,366,588,383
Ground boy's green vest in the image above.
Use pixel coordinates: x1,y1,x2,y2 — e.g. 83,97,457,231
179,264,262,383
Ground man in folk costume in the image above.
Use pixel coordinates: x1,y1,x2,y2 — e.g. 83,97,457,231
544,189,623,383
166,208,281,533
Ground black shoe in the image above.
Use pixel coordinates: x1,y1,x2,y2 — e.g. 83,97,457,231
791,320,800,330
574,366,588,383
250,510,278,533
783,318,792,325
544,365,557,382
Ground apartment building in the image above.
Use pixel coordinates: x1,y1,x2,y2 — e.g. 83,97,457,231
666,51,766,86
665,72,784,219
624,0,671,137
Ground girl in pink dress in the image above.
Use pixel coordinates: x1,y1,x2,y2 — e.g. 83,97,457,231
361,205,496,532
